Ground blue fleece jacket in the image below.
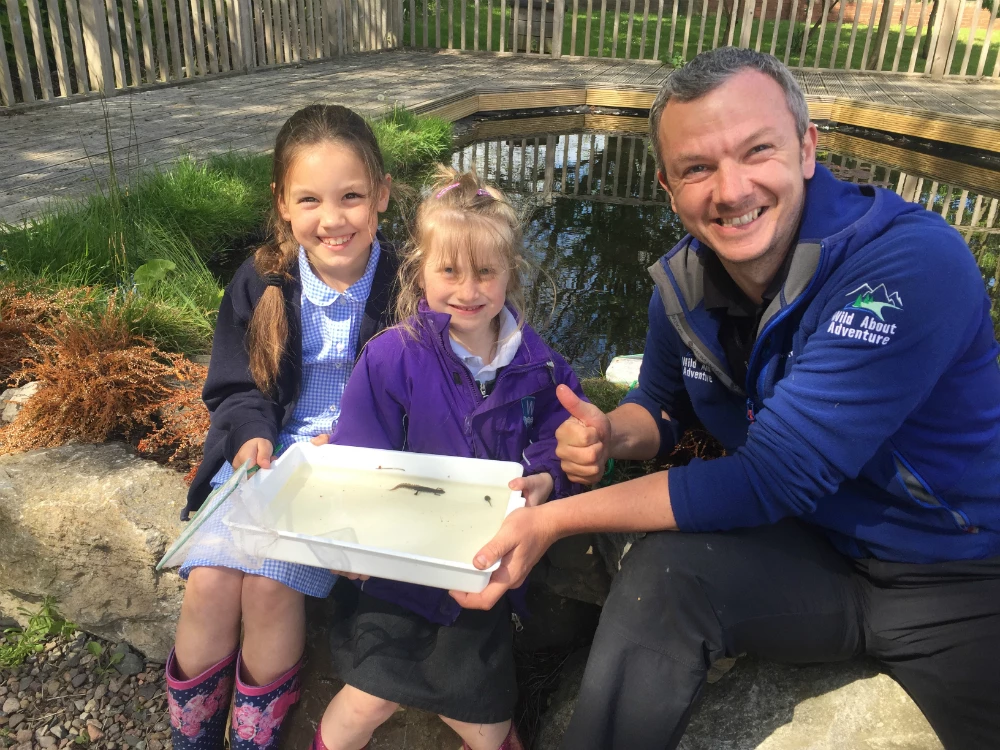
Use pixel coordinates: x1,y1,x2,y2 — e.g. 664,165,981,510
625,165,1000,563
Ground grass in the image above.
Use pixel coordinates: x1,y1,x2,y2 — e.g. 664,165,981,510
0,597,76,669
0,108,452,355
401,0,1000,75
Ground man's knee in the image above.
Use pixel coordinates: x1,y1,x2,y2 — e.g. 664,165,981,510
600,531,727,657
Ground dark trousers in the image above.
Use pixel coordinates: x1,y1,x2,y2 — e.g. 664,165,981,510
560,521,1000,750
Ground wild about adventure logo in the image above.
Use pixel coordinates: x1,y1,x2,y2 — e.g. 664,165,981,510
827,283,904,346
845,283,903,321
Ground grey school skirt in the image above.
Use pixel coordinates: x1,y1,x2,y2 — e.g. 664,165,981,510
329,580,518,725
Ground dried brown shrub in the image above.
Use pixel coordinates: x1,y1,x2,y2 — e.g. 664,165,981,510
0,284,93,383
0,299,178,453
137,359,210,476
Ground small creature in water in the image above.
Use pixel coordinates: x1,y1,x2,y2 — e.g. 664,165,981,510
484,495,492,506
389,483,445,496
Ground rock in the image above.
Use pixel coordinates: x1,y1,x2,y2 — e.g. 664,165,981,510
2,697,20,714
15,728,32,743
0,444,186,661
70,674,86,689
532,535,611,606
49,726,64,740
111,645,144,677
93,685,106,701
86,724,103,742
38,737,56,748
532,655,944,750
7,714,24,729
1,382,40,423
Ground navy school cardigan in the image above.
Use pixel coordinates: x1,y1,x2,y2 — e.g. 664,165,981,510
182,236,399,520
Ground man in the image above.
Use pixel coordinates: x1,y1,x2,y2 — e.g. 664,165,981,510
450,47,1000,749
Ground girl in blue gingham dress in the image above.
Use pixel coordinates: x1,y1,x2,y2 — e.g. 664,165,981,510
165,105,399,750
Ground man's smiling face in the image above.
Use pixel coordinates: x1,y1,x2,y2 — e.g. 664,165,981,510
658,70,818,269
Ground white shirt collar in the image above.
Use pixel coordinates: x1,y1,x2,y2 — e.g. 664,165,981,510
449,307,522,383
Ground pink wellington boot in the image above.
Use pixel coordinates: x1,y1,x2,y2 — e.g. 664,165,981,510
311,720,370,750
166,648,237,750
230,652,302,749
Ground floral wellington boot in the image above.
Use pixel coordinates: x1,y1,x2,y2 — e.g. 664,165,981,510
229,653,302,749
166,648,237,750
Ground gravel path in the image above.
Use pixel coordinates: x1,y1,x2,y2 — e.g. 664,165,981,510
0,630,171,750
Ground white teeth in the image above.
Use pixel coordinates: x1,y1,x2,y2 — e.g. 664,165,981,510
720,208,762,227
321,234,352,246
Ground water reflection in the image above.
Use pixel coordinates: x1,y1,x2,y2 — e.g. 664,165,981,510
451,121,1000,377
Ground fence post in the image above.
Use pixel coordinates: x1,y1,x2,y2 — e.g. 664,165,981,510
242,0,257,68
552,0,565,55
929,0,961,76
78,0,116,94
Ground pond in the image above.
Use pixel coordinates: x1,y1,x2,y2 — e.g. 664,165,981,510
447,112,1000,377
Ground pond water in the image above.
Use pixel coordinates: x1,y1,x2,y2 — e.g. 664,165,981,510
447,114,1000,377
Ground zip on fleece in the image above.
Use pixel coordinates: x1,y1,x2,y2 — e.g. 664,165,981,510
649,240,825,418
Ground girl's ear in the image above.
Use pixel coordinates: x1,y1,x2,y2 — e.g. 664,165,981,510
377,174,392,213
275,185,291,222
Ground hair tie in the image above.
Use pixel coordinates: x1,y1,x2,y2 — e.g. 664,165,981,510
263,273,285,287
435,182,461,199
435,183,494,200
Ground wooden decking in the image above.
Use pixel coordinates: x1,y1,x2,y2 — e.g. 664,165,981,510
2,48,1000,223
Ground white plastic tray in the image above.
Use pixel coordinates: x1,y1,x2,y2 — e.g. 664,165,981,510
224,443,525,592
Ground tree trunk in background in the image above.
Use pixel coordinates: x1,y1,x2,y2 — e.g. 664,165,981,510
921,0,938,58
866,0,894,69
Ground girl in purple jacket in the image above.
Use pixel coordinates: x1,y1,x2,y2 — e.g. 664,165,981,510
310,168,586,750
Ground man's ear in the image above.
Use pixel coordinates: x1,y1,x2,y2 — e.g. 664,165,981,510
657,169,677,213
800,122,819,180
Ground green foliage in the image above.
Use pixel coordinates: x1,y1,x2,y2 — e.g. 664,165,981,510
0,597,76,668
133,259,178,292
368,106,453,176
580,377,629,414
85,641,125,675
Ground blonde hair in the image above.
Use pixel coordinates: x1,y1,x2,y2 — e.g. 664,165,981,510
396,166,526,336
246,104,388,395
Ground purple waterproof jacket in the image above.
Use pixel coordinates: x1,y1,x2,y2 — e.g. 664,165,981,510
331,300,585,624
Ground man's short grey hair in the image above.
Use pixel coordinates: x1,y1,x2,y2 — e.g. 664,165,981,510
649,47,810,173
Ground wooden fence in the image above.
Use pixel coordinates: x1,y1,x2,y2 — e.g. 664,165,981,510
0,0,403,105
401,0,1000,77
3,0,999,108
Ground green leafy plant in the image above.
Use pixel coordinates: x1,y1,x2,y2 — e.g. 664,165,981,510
133,259,178,293
0,597,76,668
85,641,124,675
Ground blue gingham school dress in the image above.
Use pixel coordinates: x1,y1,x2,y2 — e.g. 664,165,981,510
179,241,382,597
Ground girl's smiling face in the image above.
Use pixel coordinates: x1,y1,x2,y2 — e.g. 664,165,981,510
421,244,510,353
277,141,389,291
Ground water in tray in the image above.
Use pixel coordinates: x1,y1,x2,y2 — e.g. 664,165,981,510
268,465,513,564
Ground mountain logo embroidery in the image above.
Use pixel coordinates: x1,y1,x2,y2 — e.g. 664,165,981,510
845,283,903,321
521,396,535,428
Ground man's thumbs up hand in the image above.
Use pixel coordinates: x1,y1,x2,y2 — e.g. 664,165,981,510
554,384,613,485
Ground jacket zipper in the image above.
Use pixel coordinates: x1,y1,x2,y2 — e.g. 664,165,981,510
744,242,826,421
